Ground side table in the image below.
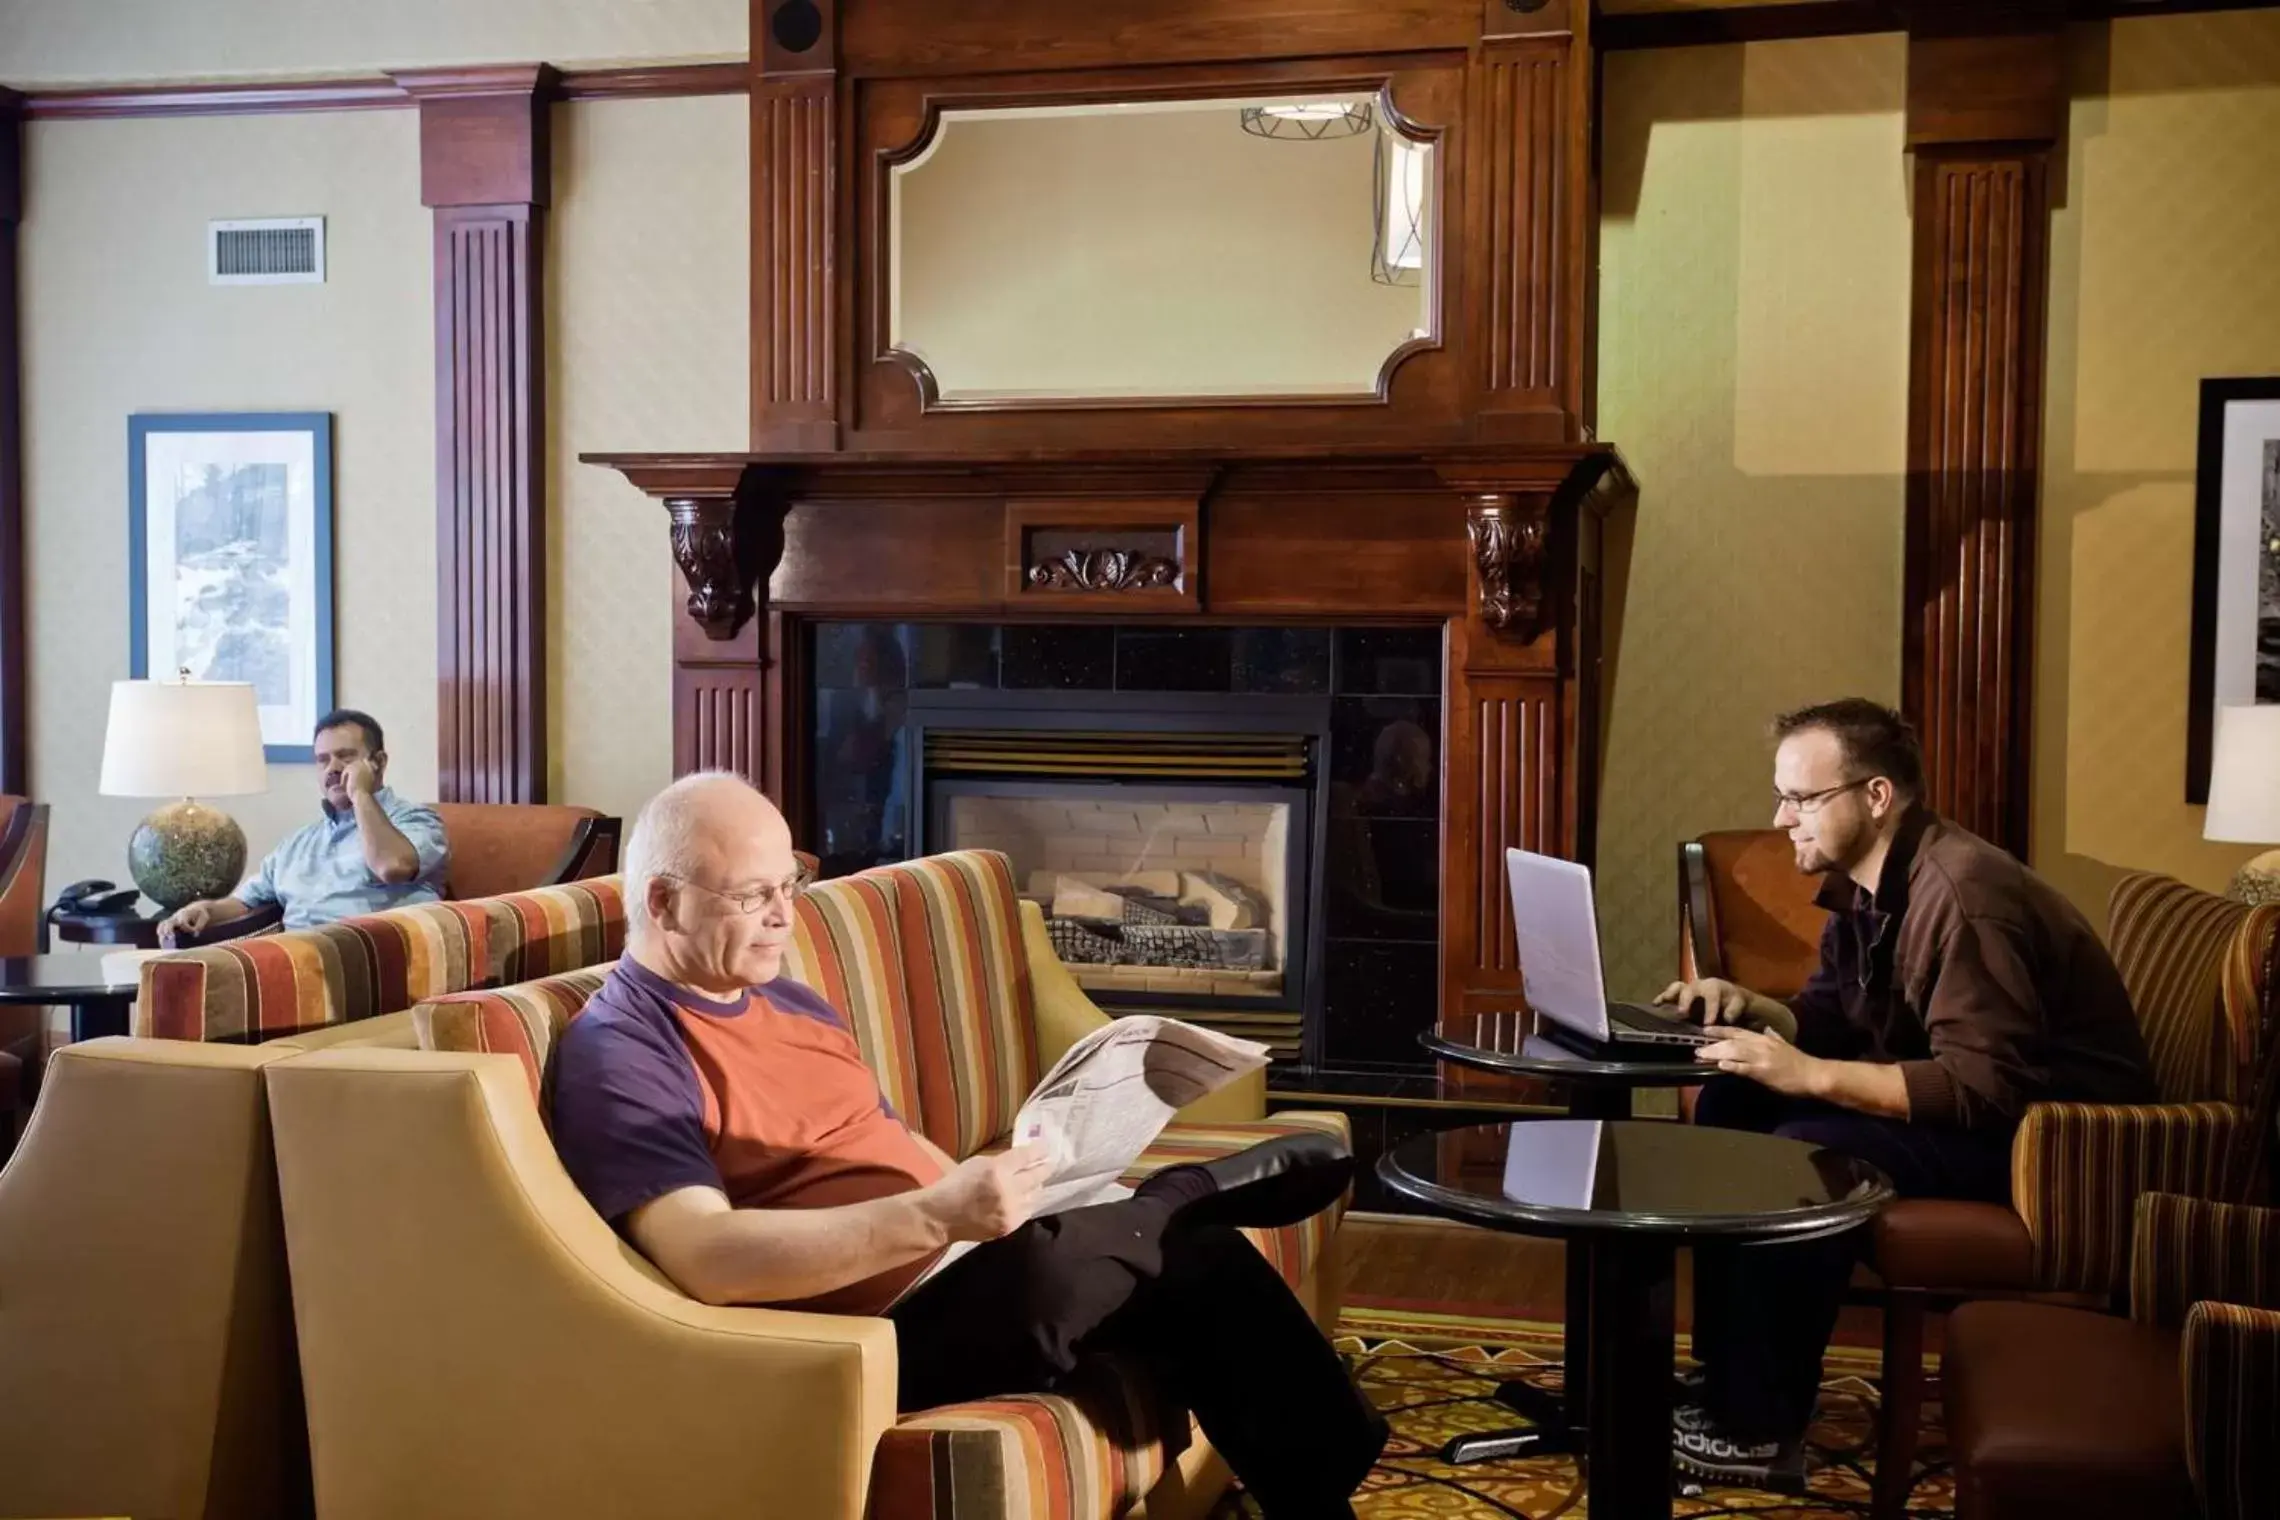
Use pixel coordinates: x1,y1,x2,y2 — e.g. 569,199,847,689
1381,1121,1892,1520
50,908,165,950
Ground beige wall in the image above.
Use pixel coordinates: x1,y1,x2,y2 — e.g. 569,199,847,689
1594,35,1912,999
895,105,1430,399
0,0,744,84
2031,12,2280,919
21,110,436,898
547,94,748,827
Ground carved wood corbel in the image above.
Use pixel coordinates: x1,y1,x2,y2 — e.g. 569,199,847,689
665,472,789,646
666,496,753,640
1466,493,1551,642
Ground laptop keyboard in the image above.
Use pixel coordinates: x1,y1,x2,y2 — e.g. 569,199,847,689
1608,1002,1717,1045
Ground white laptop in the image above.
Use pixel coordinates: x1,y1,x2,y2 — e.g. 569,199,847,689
1505,848,1717,1049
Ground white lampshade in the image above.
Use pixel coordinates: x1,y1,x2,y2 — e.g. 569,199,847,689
97,679,268,799
2203,704,2280,844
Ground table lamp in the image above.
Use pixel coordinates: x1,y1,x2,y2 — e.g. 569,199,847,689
2203,704,2280,904
97,676,269,912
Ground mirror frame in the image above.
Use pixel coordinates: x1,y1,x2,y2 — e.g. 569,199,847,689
872,83,1445,414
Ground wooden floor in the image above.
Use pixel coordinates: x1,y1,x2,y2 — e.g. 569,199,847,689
1341,1212,1910,1352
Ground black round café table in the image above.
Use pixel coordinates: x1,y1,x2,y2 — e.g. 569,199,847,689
1422,1025,1721,1452
1380,1121,1893,1520
0,955,144,1042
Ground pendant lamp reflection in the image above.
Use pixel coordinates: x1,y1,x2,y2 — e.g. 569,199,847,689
1238,101,1374,141
1372,128,1430,287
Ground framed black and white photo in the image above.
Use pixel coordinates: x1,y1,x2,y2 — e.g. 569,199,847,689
2188,378,2280,802
128,413,334,762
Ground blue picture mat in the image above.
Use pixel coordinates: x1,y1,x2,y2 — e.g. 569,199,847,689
128,412,335,763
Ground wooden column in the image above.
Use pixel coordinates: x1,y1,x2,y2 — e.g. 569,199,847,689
1902,27,2062,854
751,0,839,452
1469,0,1595,442
1435,457,1629,1078
394,65,553,803
0,89,23,797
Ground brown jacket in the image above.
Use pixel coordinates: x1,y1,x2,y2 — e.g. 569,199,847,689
1788,808,2156,1134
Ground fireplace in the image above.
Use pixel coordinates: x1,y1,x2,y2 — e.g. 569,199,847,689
808,621,1444,1071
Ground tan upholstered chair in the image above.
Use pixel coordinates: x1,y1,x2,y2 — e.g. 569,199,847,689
0,1038,309,1520
1870,874,2278,1517
0,799,49,1162
262,851,1331,1520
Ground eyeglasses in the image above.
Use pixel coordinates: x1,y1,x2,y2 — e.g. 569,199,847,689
662,868,814,916
1772,778,1871,817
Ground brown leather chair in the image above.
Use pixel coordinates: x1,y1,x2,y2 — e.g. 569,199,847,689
173,804,622,949
1869,874,2280,1518
0,798,49,1163
1677,828,1827,998
1943,1191,2279,1520
431,803,620,902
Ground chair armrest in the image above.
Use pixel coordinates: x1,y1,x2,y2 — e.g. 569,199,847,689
265,1047,898,1520
2129,1192,2280,1327
170,901,284,948
1018,900,1267,1124
2183,1301,2280,1520
2012,1100,2249,1295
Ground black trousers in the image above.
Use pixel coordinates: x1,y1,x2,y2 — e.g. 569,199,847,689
889,1195,1385,1518
1690,1077,2013,1442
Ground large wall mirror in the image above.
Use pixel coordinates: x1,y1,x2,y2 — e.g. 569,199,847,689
886,90,1439,406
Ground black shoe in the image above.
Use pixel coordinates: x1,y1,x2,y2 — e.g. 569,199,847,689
1141,1132,1356,1231
1675,1363,1706,1403
1671,1404,1810,1493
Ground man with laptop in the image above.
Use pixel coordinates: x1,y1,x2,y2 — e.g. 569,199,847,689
1615,698,2155,1483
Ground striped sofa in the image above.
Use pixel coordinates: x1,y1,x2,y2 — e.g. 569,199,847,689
134,877,626,1043
261,850,1349,1520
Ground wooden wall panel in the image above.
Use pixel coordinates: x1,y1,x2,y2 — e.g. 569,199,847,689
1902,29,2058,857
403,67,552,804
1476,43,1568,406
1442,671,1563,1051
0,89,22,797
753,77,837,452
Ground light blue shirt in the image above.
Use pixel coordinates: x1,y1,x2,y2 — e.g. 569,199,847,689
239,787,450,930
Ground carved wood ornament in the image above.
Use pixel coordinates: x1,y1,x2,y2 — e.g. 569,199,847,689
667,497,754,640
1466,494,1551,641
1027,549,1180,593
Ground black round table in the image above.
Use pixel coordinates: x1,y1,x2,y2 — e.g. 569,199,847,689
1380,1121,1893,1520
49,908,164,950
0,955,144,1041
1423,1027,1708,1119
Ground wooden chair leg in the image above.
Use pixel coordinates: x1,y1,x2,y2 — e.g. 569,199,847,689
1873,1290,1928,1520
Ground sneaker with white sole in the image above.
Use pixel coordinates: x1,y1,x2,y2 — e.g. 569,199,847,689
1670,1406,1810,1493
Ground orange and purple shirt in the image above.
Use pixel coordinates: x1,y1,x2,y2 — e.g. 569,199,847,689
551,957,949,1314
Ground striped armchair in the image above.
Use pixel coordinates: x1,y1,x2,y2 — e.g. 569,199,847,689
1871,871,2277,1517
261,850,1347,1520
1945,1191,2280,1520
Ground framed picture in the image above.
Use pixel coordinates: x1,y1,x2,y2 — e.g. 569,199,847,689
2188,378,2280,802
128,412,334,762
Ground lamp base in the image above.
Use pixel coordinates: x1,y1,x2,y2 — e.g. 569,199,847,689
2226,849,2280,905
128,800,248,913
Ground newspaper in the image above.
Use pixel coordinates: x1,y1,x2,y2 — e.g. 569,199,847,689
1012,1015,1272,1216
899,1016,1270,1297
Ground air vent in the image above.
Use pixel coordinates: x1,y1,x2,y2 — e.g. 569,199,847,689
209,218,325,285
924,729,1310,780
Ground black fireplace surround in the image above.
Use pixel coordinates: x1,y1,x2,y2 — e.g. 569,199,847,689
808,622,1443,1075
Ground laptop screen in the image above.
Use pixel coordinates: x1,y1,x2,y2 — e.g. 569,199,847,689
1504,848,1611,1040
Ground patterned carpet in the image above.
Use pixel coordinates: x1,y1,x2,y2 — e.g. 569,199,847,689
1210,1304,1950,1518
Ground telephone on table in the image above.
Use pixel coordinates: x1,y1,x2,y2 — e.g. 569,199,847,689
52,879,143,919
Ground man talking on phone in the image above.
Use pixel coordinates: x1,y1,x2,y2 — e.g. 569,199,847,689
1653,699,2155,1484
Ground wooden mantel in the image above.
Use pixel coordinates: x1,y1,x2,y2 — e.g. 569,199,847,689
587,442,1635,1058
